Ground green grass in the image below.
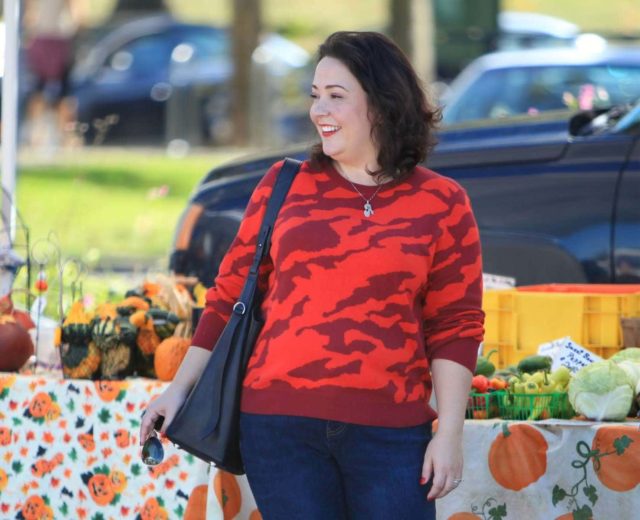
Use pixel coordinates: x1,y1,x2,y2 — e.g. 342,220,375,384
17,148,246,267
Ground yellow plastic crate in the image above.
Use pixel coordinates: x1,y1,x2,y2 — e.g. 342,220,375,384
482,285,640,368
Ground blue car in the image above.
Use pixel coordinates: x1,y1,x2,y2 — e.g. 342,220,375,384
442,44,640,124
70,15,313,146
169,101,640,287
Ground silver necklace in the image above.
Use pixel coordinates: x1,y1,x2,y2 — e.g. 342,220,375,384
347,180,383,217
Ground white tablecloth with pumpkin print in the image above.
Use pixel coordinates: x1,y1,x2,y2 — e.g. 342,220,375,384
0,373,260,520
437,418,640,520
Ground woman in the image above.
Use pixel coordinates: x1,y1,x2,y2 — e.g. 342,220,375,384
141,31,484,519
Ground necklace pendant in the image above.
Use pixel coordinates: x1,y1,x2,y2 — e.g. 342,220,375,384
363,201,374,217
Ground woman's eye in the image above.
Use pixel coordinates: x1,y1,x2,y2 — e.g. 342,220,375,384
330,94,342,99
309,93,318,99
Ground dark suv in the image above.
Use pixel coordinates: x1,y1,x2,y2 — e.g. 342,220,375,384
170,102,640,287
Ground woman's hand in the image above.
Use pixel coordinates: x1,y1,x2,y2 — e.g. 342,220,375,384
139,385,189,444
139,346,212,444
421,429,464,500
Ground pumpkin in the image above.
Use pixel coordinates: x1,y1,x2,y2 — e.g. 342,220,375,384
214,471,242,520
114,428,130,448
87,473,115,505
44,402,61,422
78,428,95,452
140,497,161,520
0,468,8,492
109,470,128,493
28,392,53,418
118,296,150,314
591,425,640,492
95,380,122,402
0,426,11,445
488,423,548,491
154,337,190,381
21,495,47,520
184,484,208,520
95,302,118,320
132,312,162,355
447,514,481,520
0,315,34,371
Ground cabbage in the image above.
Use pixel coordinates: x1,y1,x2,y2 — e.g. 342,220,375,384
610,348,640,363
568,360,634,421
617,360,640,395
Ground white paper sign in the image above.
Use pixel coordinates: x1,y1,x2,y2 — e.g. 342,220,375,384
482,272,516,290
537,336,602,373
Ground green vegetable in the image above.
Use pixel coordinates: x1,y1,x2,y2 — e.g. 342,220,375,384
610,347,640,363
517,355,552,374
567,360,635,421
616,360,640,395
475,349,498,377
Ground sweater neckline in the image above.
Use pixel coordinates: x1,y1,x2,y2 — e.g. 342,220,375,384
326,161,399,196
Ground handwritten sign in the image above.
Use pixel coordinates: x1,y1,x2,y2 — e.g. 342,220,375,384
537,336,602,373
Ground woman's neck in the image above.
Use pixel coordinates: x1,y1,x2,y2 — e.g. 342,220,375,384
333,161,389,186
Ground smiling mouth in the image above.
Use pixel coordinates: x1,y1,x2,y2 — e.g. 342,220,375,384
320,125,340,137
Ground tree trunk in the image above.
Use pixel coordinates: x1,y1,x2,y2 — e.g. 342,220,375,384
231,0,261,146
388,0,436,85
108,0,170,24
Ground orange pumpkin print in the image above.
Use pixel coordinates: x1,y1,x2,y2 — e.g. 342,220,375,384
591,425,640,492
29,392,53,418
21,495,47,520
87,473,115,505
447,514,481,520
488,423,548,491
140,497,164,520
184,484,208,520
109,470,128,493
249,510,263,520
0,426,11,445
214,471,242,520
114,428,131,448
44,402,61,422
0,468,8,492
95,381,121,402
78,431,95,452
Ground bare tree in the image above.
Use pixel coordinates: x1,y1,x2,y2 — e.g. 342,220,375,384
231,0,261,145
108,0,170,24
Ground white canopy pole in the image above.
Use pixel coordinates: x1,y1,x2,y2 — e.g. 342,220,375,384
1,0,21,247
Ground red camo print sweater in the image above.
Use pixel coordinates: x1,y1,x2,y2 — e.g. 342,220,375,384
191,159,485,427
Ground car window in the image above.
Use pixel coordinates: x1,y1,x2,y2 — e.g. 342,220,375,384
105,33,174,80
445,64,640,123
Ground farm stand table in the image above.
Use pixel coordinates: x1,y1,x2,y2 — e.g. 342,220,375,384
437,418,640,520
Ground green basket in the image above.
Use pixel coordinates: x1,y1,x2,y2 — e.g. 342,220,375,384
466,391,505,419
498,392,574,420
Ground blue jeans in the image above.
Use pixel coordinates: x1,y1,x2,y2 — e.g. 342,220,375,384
239,413,435,520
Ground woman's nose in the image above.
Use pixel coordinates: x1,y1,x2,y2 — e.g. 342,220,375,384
310,99,329,117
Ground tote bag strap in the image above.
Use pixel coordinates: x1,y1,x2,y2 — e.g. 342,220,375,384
234,157,302,313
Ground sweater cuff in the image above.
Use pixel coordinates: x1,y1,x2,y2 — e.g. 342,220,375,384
190,310,226,351
430,337,480,374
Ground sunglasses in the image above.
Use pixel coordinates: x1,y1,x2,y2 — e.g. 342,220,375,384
141,416,165,466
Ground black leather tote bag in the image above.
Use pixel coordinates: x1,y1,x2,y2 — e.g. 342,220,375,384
166,158,301,474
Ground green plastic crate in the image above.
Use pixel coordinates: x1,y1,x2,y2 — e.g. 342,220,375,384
466,391,505,419
498,392,574,420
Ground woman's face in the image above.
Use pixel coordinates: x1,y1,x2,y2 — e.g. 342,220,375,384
309,56,378,169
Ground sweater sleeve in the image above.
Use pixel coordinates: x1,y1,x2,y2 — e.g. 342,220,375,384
190,161,282,350
422,182,484,373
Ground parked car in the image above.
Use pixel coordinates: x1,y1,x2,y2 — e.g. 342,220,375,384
169,100,640,287
70,15,314,146
441,44,640,124
496,11,580,51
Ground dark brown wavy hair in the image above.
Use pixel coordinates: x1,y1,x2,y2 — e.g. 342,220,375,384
309,31,441,182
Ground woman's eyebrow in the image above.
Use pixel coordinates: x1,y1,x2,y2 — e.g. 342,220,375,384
311,84,349,91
